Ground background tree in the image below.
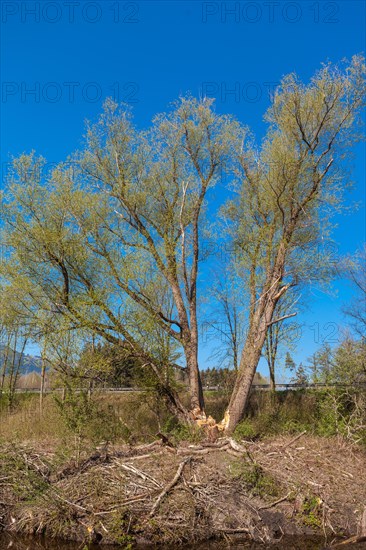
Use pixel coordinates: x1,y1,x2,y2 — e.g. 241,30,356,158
304,338,365,386
291,362,309,385
0,301,30,409
264,291,300,390
307,343,333,384
204,270,245,372
284,351,296,374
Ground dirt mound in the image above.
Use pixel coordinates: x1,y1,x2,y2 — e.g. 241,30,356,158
0,435,365,547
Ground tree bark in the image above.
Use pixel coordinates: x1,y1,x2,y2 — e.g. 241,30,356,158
269,365,276,392
186,342,204,411
223,285,281,433
224,335,265,434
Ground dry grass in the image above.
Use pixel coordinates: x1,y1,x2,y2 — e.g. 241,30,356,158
0,395,68,445
0,391,173,448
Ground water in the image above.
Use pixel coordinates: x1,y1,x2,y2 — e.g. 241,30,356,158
2,533,366,549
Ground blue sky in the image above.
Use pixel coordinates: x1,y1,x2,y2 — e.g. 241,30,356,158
1,0,365,375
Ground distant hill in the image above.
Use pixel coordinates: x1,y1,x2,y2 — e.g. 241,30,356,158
0,345,42,374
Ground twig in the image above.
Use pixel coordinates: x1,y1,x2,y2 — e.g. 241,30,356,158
125,451,164,461
281,431,307,450
93,493,152,515
215,527,250,533
119,463,161,487
178,445,229,456
258,492,292,510
149,457,191,517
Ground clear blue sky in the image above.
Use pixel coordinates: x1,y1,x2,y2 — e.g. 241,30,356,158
1,1,365,375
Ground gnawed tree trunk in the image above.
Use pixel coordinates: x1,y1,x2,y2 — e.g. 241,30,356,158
222,261,288,433
184,339,204,412
222,312,273,434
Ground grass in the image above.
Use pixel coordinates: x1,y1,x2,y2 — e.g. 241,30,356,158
0,388,365,449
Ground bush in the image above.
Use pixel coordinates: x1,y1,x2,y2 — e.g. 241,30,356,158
233,419,259,441
55,389,129,444
234,389,366,446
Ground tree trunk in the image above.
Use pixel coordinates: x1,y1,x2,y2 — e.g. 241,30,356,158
223,297,279,433
269,363,275,392
40,359,46,414
147,360,194,424
159,383,194,425
185,341,204,412
0,340,10,395
224,341,264,433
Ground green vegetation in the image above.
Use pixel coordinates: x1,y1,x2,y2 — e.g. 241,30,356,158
300,496,323,528
230,459,280,499
234,389,366,446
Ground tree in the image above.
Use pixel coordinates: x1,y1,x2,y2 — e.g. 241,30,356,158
291,362,309,385
1,57,365,433
1,98,237,421
264,291,300,390
328,337,365,384
0,308,30,409
285,351,296,373
221,56,366,432
307,343,334,384
204,271,245,371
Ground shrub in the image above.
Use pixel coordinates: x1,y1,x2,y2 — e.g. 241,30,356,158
230,459,280,498
54,389,129,444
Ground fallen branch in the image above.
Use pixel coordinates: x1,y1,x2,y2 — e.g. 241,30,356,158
215,527,250,533
327,535,366,548
228,438,247,453
177,444,229,456
119,463,161,488
149,457,191,517
125,451,165,461
281,431,307,450
258,492,293,510
228,438,256,463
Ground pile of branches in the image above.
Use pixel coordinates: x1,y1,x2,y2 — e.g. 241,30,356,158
1,436,365,547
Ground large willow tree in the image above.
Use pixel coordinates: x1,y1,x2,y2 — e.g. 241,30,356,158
220,55,365,432
1,98,238,421
1,56,365,432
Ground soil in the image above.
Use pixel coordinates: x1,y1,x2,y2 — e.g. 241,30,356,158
0,435,365,547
